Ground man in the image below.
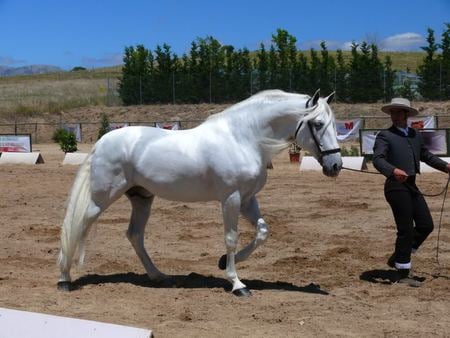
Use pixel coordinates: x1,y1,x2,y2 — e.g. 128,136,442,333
373,98,450,287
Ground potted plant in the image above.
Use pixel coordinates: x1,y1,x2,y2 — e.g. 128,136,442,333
288,142,301,163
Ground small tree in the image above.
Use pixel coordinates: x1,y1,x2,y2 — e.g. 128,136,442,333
98,113,110,140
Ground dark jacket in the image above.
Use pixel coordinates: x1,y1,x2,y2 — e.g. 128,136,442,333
373,126,448,179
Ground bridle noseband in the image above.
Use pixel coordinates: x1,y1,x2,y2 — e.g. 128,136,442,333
294,100,341,158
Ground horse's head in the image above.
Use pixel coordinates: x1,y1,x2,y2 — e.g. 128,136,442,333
295,90,342,177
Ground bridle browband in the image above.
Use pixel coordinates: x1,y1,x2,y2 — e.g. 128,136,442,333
294,100,341,157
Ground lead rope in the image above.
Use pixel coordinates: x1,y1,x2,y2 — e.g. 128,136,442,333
341,166,450,275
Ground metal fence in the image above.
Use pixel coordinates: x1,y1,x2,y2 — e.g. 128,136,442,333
3,115,450,144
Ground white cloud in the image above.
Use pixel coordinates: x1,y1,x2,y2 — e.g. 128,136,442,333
299,40,355,51
297,32,426,52
380,33,425,51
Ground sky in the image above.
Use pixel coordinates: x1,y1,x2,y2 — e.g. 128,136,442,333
1,0,449,70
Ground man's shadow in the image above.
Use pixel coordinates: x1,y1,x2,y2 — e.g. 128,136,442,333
359,269,399,284
359,269,426,284
70,272,329,295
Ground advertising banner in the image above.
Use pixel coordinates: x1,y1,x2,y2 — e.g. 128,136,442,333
155,121,181,130
109,122,129,131
336,118,362,141
408,116,435,129
360,128,448,155
0,134,32,152
63,124,82,142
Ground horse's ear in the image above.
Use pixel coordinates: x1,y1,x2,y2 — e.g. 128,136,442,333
326,92,335,104
308,89,320,108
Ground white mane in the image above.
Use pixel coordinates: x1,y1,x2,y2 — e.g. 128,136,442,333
204,90,315,158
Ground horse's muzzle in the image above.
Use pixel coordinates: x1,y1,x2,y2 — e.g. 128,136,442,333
321,153,342,177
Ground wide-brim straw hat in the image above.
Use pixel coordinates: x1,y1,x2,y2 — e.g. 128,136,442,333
381,97,419,117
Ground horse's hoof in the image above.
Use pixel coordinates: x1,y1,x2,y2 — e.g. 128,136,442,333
218,254,227,270
57,281,74,292
232,287,252,297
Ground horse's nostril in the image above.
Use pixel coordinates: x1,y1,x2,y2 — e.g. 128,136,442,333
333,163,338,171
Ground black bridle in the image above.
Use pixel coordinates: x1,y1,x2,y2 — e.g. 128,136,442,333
294,103,341,158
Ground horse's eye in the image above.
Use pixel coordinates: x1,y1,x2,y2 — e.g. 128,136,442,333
313,122,324,131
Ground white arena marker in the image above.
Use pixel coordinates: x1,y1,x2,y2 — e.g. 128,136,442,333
300,156,368,171
342,156,368,170
0,152,44,165
299,156,321,171
420,157,450,173
62,152,88,165
0,307,153,338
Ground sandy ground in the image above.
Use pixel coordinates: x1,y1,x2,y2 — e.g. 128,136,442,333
1,143,450,337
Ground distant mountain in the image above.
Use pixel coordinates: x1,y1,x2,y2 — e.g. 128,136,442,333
0,65,64,77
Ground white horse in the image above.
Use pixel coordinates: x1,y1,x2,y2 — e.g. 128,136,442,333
58,89,342,296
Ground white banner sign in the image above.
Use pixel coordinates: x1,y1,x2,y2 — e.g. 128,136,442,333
63,124,82,142
408,116,435,129
360,130,379,155
336,118,362,141
156,121,180,130
360,128,447,155
0,135,32,152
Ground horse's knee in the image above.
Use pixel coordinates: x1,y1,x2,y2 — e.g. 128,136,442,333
225,229,239,251
255,218,269,244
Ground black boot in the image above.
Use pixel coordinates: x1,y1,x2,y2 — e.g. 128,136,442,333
387,253,395,269
395,269,422,287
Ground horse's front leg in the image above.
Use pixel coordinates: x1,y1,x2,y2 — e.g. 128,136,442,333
221,191,251,297
218,196,269,269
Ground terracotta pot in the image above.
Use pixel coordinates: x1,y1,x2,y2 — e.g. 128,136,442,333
289,152,300,163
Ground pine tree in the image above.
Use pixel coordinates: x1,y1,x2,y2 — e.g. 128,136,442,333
153,44,177,103
440,23,450,99
292,52,310,94
319,41,335,95
418,28,440,100
309,48,320,94
119,45,152,105
255,43,269,92
268,45,279,89
271,29,298,91
383,56,395,101
335,49,348,102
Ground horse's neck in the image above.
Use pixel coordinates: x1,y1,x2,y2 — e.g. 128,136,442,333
257,102,305,141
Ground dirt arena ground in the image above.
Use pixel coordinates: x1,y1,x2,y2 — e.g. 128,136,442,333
1,143,450,337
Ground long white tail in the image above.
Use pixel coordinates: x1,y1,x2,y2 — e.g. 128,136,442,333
58,146,96,274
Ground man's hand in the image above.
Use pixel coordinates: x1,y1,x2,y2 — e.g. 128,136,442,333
393,168,408,183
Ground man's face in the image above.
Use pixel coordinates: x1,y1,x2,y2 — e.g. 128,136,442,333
390,108,408,127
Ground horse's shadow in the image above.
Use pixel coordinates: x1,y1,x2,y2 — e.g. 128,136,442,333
71,272,329,295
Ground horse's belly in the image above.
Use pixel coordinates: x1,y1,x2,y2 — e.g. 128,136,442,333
135,174,218,202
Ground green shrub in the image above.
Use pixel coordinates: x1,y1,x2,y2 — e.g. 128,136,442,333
54,129,78,153
52,128,68,143
341,145,360,156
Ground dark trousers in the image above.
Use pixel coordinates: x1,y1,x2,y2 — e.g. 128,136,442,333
384,178,434,265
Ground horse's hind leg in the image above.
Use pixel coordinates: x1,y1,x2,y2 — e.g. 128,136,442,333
126,187,167,281
218,196,269,270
